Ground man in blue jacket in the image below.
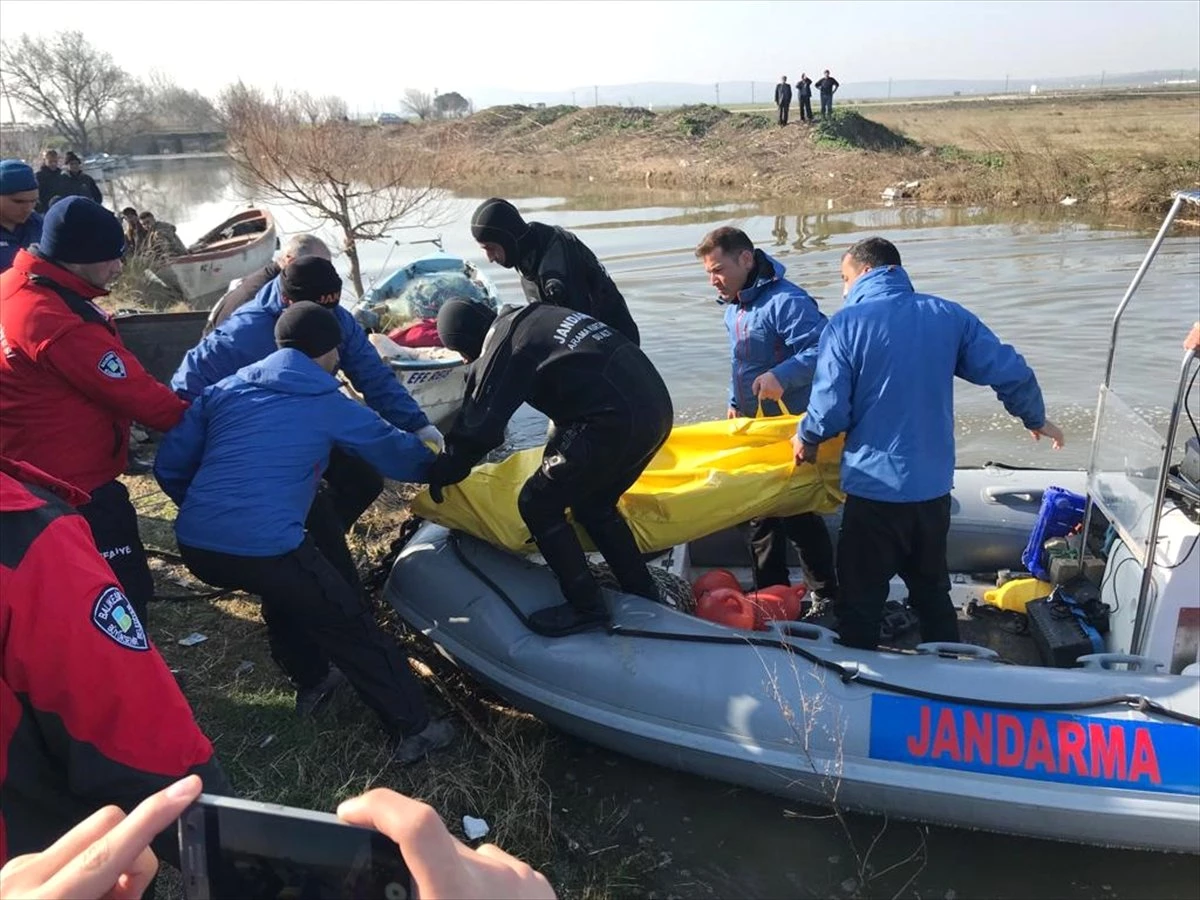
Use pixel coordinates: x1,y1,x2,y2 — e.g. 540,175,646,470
155,302,455,765
172,256,442,592
696,226,838,600
795,237,1064,650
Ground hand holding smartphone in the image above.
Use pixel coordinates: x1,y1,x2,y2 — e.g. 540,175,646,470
179,794,413,900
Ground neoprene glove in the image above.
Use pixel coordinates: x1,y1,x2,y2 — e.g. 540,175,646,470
416,424,445,454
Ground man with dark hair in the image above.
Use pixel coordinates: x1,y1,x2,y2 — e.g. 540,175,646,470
694,225,838,601
796,73,814,122
774,76,792,126
155,300,455,765
0,455,229,867
60,152,103,204
0,197,187,622
35,148,65,213
430,298,673,637
814,69,840,118
795,236,1064,650
470,197,640,344
139,210,187,258
0,159,42,272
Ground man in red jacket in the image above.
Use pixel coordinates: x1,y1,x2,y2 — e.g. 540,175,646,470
0,456,229,867
0,197,187,622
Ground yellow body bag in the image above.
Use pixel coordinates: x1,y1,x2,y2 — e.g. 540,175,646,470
411,407,845,555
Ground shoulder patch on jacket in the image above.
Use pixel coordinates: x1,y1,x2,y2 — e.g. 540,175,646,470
91,585,149,651
97,350,127,379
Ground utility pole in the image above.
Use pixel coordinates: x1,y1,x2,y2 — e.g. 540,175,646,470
715,82,720,105
571,90,576,106
887,77,892,100
750,81,754,104
1100,70,1105,88
594,85,599,107
1004,73,1010,94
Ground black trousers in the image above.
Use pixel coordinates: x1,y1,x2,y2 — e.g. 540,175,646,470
820,94,834,117
835,493,959,650
79,480,155,624
518,414,671,605
777,103,790,125
304,449,385,592
748,513,837,596
179,537,429,738
799,97,813,121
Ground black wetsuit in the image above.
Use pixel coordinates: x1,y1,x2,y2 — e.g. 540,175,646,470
514,223,641,346
431,303,672,622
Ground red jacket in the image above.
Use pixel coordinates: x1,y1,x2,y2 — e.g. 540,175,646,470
0,250,187,492
0,456,228,864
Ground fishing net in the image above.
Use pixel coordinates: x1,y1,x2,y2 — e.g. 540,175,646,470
588,561,696,614
372,271,497,334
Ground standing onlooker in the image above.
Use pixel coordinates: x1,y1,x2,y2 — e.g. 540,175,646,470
0,197,188,623
0,160,43,273
60,152,103,204
795,237,1063,650
796,73,814,122
35,147,65,213
695,226,839,600
774,75,792,126
815,69,840,118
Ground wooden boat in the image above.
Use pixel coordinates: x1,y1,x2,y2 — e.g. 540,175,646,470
153,209,277,307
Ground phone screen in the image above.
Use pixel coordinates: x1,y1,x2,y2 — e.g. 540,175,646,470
181,796,413,900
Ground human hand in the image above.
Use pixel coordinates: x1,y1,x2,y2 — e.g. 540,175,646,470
0,775,202,900
1030,421,1065,450
751,371,784,402
790,433,818,465
428,481,445,504
417,425,446,454
1185,321,1200,353
727,406,739,420
337,788,556,900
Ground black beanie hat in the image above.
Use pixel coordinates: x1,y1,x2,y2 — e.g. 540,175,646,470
281,256,343,306
437,299,497,360
39,197,126,264
275,301,342,358
470,198,528,268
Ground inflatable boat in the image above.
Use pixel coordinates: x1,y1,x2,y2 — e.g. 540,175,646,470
383,192,1200,853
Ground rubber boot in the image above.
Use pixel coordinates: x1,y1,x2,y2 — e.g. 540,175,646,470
527,522,610,637
580,509,660,602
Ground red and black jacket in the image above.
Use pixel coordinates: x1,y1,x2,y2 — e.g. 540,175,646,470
0,457,228,864
0,249,188,493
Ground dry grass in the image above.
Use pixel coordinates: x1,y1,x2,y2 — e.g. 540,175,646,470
124,474,654,898
393,90,1200,217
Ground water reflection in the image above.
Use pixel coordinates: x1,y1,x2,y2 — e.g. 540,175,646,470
103,158,239,227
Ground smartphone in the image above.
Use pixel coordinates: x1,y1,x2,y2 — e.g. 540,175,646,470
179,793,413,900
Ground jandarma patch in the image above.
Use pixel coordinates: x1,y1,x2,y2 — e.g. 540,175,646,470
91,585,149,651
97,350,127,379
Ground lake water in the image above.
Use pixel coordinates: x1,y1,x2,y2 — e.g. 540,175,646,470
107,158,1200,897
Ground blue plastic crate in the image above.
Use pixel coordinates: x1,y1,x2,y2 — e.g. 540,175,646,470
1020,486,1087,580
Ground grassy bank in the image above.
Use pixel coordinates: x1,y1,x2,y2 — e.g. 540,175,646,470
393,90,1199,216
126,475,653,898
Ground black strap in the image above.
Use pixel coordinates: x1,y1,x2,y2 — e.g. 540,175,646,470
28,275,115,334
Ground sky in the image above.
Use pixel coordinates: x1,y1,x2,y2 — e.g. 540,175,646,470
0,0,1197,113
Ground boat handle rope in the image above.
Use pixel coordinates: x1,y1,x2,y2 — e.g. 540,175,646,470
444,531,1200,727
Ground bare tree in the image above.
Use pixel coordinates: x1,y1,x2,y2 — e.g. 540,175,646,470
220,83,447,297
0,31,135,154
0,122,51,161
401,89,434,121
434,91,471,119
295,91,349,126
140,70,221,131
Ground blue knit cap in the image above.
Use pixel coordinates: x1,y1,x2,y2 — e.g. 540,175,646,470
40,197,126,264
0,159,38,195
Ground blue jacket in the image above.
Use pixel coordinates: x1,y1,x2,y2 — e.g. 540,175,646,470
170,275,430,433
799,265,1046,503
723,250,827,417
155,348,435,556
0,213,43,273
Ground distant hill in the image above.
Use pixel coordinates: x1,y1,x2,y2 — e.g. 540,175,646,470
469,69,1199,110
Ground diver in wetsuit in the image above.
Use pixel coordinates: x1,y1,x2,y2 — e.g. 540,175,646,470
428,299,673,636
470,198,641,345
